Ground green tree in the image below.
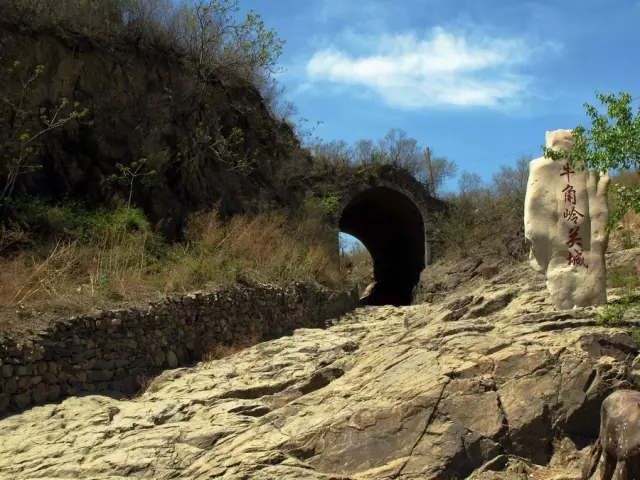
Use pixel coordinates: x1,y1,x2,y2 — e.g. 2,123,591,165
173,0,285,85
543,91,640,232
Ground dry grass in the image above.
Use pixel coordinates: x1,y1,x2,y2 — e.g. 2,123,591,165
609,210,640,250
341,242,373,290
134,375,158,397
202,333,261,362
0,205,343,337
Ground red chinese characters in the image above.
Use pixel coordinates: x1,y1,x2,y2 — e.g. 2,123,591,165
561,162,588,268
566,226,583,248
560,163,575,182
568,248,588,267
562,185,577,205
563,205,585,224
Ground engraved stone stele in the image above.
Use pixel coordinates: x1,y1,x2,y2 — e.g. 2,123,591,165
524,129,610,310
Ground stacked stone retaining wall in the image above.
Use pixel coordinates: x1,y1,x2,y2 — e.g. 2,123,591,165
0,282,359,415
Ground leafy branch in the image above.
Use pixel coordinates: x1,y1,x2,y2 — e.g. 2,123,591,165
543,91,640,232
0,61,90,201
188,0,285,83
178,122,256,175
107,158,157,208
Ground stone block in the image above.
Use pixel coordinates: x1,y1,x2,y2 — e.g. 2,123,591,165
4,377,17,395
166,349,178,368
47,384,61,401
86,370,113,382
17,376,32,390
1,364,13,378
524,129,609,309
42,372,58,383
32,383,48,404
114,358,130,368
12,391,31,410
91,359,115,370
0,393,9,412
36,361,48,375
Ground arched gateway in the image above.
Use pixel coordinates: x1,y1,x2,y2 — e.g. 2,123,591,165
334,165,447,306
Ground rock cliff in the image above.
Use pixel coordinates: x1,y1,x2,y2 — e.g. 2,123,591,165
0,24,306,237
1,257,638,479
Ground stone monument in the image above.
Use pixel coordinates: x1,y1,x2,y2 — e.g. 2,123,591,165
524,129,610,309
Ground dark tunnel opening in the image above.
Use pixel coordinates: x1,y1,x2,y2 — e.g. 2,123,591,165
339,186,425,307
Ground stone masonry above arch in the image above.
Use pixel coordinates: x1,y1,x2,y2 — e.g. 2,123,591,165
331,165,447,306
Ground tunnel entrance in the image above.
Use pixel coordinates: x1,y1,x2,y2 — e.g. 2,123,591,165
339,186,426,307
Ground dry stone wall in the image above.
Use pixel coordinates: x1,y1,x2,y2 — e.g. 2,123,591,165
0,282,359,415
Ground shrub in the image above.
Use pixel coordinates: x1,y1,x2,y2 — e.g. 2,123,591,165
627,327,640,348
617,229,637,249
431,159,530,261
0,62,90,201
607,265,639,290
608,170,640,250
544,91,640,233
0,200,344,330
2,0,285,88
597,288,640,326
5,197,152,246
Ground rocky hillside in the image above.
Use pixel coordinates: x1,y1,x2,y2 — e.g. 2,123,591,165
0,23,309,237
1,253,639,479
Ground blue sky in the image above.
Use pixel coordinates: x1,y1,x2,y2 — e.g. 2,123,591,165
233,0,640,251
237,0,639,191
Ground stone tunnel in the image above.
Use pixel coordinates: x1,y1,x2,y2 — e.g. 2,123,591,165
333,165,447,307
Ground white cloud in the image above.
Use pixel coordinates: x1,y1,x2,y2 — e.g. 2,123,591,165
304,27,550,110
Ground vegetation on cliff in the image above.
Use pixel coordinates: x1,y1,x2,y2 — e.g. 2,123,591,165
0,0,349,329
0,0,300,227
0,0,431,328
0,0,638,334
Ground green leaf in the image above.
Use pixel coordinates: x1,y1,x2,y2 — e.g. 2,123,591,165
544,91,640,232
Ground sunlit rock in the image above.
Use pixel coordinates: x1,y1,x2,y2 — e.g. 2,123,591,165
524,129,610,309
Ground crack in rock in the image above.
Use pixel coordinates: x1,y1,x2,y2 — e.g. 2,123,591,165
393,377,452,478
217,379,299,400
299,368,345,395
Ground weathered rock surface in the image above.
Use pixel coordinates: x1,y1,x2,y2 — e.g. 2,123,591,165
524,129,610,310
607,246,640,270
0,269,638,479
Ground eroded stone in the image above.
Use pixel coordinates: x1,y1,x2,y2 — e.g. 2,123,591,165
524,129,610,309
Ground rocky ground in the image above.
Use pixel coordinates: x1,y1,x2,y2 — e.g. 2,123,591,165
0,257,639,479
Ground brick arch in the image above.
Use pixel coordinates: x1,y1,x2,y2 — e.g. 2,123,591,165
333,166,446,306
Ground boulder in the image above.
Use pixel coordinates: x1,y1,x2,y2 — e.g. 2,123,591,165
524,129,610,309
